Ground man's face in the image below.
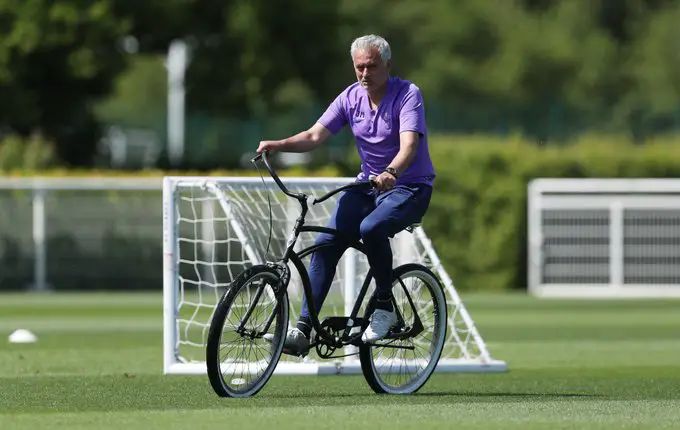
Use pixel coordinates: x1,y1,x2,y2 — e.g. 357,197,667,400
352,47,391,92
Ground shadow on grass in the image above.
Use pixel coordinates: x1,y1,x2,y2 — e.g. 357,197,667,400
415,391,601,399
1,372,666,414
263,390,602,402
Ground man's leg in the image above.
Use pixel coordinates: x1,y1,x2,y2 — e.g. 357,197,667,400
359,184,432,341
296,188,374,338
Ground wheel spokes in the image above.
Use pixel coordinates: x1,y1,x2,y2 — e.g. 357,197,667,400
218,275,282,392
370,270,444,392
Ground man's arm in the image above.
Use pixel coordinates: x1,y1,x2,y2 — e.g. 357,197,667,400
374,85,425,190
387,131,419,176
257,122,331,153
258,91,347,154
373,131,418,191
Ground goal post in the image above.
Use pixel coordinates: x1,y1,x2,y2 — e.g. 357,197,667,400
528,178,680,298
162,175,507,375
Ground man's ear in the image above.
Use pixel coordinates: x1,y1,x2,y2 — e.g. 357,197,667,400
386,59,393,71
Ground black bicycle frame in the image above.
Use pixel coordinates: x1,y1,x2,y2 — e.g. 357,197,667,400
248,151,378,346
284,229,421,349
250,150,418,349
286,226,374,346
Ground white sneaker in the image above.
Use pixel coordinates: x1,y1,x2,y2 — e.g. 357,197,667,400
362,308,398,342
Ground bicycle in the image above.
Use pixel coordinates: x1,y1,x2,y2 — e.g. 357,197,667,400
205,150,448,397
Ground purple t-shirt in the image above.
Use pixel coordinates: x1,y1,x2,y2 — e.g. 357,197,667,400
317,77,436,186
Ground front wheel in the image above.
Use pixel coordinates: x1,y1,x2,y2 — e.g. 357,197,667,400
206,265,289,397
359,264,448,394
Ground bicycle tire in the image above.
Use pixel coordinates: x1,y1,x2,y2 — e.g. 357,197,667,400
359,263,448,394
206,265,289,397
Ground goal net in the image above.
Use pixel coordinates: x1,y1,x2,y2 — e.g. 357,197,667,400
162,176,507,375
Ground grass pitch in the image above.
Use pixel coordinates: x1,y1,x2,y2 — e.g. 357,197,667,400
1,292,679,429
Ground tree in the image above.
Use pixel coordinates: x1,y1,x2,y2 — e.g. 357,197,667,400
338,0,620,137
618,2,680,136
0,0,132,166
98,0,680,151
113,0,344,118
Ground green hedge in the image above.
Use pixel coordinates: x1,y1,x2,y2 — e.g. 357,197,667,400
0,134,57,170
0,133,342,177
423,133,680,292
4,132,680,292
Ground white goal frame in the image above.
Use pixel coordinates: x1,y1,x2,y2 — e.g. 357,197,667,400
163,175,507,375
529,178,680,298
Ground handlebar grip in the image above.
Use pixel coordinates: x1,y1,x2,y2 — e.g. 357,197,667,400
251,150,267,163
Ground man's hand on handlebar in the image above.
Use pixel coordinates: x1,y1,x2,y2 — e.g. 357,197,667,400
257,140,281,153
372,171,397,192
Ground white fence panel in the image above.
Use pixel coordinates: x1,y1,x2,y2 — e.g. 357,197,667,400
528,178,680,298
0,177,162,291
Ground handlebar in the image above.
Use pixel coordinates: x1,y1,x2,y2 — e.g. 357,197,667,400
251,150,376,205
251,150,303,201
312,177,376,204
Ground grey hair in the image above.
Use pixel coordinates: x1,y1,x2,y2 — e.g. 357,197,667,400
350,34,391,64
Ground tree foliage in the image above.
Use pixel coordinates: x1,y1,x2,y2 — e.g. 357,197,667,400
113,0,344,118
2,0,680,167
0,0,130,165
114,0,680,136
337,0,680,137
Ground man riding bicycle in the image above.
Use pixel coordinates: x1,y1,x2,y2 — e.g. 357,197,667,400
257,34,436,356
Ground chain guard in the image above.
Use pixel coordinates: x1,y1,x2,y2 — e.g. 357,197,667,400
314,323,341,359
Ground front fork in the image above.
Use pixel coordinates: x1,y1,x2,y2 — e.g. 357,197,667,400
235,194,307,339
235,202,304,339
236,262,291,338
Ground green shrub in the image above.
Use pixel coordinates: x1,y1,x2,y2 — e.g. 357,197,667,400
424,133,680,292
5,132,680,292
0,134,57,171
1,164,341,178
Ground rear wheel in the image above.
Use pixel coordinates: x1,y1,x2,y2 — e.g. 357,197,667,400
359,264,447,394
206,265,288,397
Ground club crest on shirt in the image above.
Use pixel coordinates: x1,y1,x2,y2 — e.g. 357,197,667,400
353,110,366,123
382,111,392,130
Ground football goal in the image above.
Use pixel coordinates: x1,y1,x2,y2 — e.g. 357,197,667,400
162,176,507,375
